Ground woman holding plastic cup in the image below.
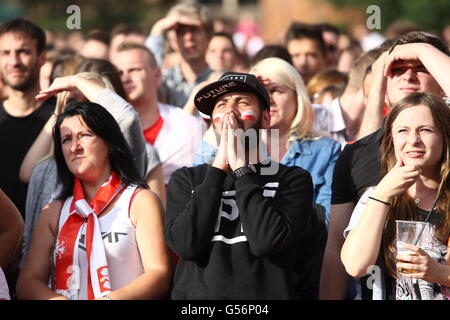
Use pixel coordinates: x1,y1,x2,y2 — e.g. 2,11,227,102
341,92,449,300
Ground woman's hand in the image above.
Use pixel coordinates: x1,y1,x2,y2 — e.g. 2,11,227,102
397,243,446,284
35,75,79,101
35,75,106,101
372,158,421,202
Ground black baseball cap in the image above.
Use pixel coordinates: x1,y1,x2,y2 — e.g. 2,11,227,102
194,72,270,116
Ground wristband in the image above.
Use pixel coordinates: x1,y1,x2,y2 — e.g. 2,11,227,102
231,165,254,181
368,196,391,206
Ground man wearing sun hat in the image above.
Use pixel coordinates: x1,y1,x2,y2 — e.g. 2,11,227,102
165,71,317,299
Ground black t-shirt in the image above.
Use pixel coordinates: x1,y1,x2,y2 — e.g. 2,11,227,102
0,98,55,216
331,129,383,300
331,128,383,205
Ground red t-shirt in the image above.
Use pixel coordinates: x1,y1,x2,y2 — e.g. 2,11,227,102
143,116,164,145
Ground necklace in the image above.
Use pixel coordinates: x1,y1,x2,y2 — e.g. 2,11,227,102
414,190,437,204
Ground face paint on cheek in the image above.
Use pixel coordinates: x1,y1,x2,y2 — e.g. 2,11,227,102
241,110,257,121
212,113,224,123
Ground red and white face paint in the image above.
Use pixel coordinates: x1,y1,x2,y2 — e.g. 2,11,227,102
241,110,257,121
212,112,224,124
213,110,256,123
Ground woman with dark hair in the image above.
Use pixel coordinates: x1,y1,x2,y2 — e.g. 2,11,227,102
18,73,160,268
74,59,166,202
52,102,146,199
17,102,172,300
341,92,450,300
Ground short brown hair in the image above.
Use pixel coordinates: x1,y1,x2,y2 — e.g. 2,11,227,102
85,29,110,46
389,31,450,57
116,42,157,67
0,18,46,54
110,23,146,41
346,47,384,92
285,22,326,57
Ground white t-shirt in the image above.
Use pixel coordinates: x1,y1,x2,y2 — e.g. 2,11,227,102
312,98,347,148
55,185,144,300
155,103,205,184
0,267,10,300
343,187,374,239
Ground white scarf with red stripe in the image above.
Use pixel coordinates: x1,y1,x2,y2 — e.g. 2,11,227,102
55,173,124,300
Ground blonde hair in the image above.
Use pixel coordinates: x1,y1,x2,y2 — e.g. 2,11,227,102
250,57,316,143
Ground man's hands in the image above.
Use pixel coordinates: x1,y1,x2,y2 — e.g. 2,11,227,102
356,51,389,139
367,51,389,105
150,13,202,36
384,43,426,77
212,112,246,172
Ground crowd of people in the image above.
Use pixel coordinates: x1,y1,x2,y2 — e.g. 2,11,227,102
0,1,449,300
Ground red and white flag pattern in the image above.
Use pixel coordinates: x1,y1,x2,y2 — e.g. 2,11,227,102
213,111,256,124
241,110,257,121
55,173,123,300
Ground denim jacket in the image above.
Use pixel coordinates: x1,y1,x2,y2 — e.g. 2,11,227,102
193,136,341,222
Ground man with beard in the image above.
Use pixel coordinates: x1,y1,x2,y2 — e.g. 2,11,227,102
0,18,54,298
0,19,54,217
165,72,315,299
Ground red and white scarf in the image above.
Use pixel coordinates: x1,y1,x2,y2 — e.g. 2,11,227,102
55,173,124,300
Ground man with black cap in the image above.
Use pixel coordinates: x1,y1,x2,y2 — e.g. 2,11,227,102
165,72,315,299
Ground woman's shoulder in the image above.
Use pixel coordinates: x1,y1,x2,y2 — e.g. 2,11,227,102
129,187,162,210
39,200,65,237
128,187,164,225
307,136,341,147
296,136,341,153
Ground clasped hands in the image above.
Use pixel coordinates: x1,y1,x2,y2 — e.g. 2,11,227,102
212,112,248,172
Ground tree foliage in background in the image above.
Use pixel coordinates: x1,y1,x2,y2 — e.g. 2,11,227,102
328,0,450,33
2,0,177,34
3,0,449,37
